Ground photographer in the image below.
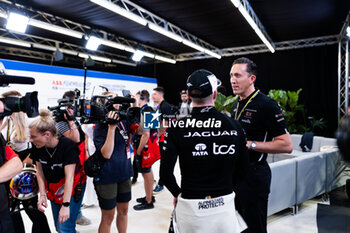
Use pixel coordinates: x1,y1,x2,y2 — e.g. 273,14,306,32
93,91,133,233
1,91,51,233
29,109,84,233
55,91,90,226
0,100,23,233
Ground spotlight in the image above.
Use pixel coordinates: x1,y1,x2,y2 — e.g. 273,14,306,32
6,12,29,33
86,36,101,51
132,50,144,62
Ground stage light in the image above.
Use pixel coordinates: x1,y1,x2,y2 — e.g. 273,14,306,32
183,39,205,52
154,55,176,64
0,37,31,47
6,12,29,33
86,36,101,51
132,50,144,62
230,0,275,53
148,23,183,42
90,0,147,26
29,19,84,39
204,49,221,59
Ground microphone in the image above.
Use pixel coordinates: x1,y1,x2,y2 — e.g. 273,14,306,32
0,75,35,85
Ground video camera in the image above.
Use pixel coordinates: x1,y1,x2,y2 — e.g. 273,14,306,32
78,94,140,125
47,98,75,122
0,68,39,119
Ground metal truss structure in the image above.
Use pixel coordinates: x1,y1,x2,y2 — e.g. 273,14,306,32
97,0,220,52
177,35,339,61
338,12,350,122
0,0,176,65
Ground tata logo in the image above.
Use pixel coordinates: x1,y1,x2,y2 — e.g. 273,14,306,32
143,111,161,129
213,143,235,155
195,143,207,151
192,143,208,156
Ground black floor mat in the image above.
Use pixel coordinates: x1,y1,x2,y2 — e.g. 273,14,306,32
317,188,350,233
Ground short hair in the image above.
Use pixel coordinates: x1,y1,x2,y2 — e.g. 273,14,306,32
62,91,75,102
29,109,57,136
102,91,116,97
153,87,165,95
137,90,150,102
233,57,258,77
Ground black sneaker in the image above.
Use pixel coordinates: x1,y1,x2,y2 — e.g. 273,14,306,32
133,202,154,211
136,196,155,203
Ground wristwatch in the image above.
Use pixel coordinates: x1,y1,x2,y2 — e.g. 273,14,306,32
250,141,257,150
62,202,70,207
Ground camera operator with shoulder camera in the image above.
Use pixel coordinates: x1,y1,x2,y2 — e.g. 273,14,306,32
93,91,134,233
0,100,23,233
54,91,90,226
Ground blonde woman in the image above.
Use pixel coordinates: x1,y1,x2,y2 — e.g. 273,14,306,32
29,109,86,233
0,91,51,233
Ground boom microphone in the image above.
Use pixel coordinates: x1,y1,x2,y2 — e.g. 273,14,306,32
0,75,35,86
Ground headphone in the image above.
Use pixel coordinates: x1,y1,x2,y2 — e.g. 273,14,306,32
140,92,145,100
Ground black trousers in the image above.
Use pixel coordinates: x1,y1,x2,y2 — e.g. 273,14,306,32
132,157,138,181
11,196,51,233
235,161,271,233
0,208,14,233
157,141,166,186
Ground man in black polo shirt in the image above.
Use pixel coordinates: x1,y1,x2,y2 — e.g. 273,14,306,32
152,87,173,193
230,57,293,233
161,69,248,233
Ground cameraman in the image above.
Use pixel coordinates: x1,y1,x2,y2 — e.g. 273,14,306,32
55,91,90,226
93,92,133,233
0,100,23,233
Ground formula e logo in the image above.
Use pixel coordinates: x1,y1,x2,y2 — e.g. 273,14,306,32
143,111,161,129
192,143,208,156
213,143,235,155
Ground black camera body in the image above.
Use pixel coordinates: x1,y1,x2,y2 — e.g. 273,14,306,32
47,98,75,122
79,95,140,124
0,91,39,119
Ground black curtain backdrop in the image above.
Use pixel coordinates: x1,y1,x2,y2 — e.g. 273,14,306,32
121,45,338,137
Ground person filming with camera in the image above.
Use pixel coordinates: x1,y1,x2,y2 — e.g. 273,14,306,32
93,91,135,233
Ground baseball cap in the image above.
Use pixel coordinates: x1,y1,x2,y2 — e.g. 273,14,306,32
186,69,222,98
180,90,186,95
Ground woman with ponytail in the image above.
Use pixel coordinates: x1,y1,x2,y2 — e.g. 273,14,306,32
29,109,85,233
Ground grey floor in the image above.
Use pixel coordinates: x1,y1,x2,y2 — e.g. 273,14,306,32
22,160,321,233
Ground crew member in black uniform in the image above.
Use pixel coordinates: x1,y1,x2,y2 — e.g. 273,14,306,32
152,87,173,193
161,69,249,233
230,57,293,233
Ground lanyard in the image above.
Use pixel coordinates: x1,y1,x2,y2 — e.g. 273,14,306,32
234,90,260,120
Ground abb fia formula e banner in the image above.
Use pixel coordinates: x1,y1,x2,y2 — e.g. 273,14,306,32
0,59,157,109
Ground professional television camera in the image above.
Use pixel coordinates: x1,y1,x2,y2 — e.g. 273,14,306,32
0,70,39,119
78,94,140,125
47,97,75,122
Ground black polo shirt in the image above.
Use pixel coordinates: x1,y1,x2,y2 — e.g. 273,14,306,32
159,100,173,120
232,90,288,163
